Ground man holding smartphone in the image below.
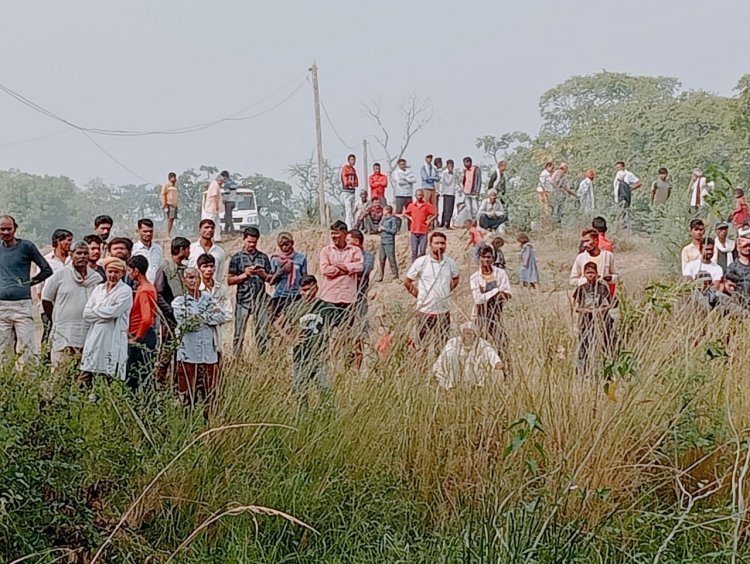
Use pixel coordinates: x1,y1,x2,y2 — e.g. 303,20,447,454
228,227,271,357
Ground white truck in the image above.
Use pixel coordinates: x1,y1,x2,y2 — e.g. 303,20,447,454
219,187,259,230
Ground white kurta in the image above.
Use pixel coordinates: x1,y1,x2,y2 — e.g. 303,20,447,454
433,336,502,389
80,281,133,380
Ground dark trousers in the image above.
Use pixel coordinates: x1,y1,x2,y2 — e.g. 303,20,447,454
410,233,427,262
156,321,176,387
479,214,507,230
394,196,412,231
224,201,236,233
233,300,269,357
126,327,157,389
441,195,455,227
417,312,451,349
379,241,399,278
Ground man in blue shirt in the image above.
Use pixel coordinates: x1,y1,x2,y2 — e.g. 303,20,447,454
420,154,439,209
0,215,52,363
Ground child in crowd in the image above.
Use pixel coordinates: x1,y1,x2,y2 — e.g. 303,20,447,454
572,262,613,378
491,236,506,270
465,219,484,264
377,205,400,281
731,188,749,230
517,233,539,288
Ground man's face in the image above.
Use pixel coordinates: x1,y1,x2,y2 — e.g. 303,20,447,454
139,224,154,245
582,234,598,254
348,156,356,166
560,164,568,173
499,162,507,173
430,236,446,258
691,225,705,241
374,165,381,174
347,234,362,249
199,263,215,282
398,161,406,171
200,223,215,240
178,247,191,262
331,229,346,246
360,192,368,202
738,237,750,258
702,244,715,262
278,239,294,253
243,235,258,253
588,170,596,180
300,282,318,301
460,328,476,347
415,189,424,202
58,236,73,254
105,267,124,285
72,247,89,269
724,278,737,293
717,227,728,241
0,218,15,243
464,159,472,168
184,271,199,291
545,163,554,172
425,156,432,165
616,163,624,171
447,162,454,172
87,242,101,263
109,243,129,260
584,268,598,285
659,172,668,181
480,253,493,269
217,176,226,187
96,223,112,241
489,192,496,202
169,175,177,186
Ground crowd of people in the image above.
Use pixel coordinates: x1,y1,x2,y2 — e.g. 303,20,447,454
1,155,749,409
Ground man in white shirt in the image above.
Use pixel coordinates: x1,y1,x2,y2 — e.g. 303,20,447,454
537,161,554,216
689,169,710,209
202,172,227,242
404,231,459,348
132,218,163,284
613,161,641,230
42,242,102,368
433,322,503,390
188,219,226,281
38,229,73,354
439,159,458,228
683,237,722,286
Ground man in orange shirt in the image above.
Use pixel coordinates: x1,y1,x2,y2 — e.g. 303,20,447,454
592,216,614,252
126,255,158,389
404,189,438,262
369,163,388,203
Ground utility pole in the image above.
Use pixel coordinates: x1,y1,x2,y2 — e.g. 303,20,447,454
362,139,368,198
310,62,326,225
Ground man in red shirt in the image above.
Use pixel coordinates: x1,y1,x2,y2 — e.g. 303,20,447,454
340,154,358,228
404,189,438,262
126,255,158,389
592,216,614,252
369,163,388,203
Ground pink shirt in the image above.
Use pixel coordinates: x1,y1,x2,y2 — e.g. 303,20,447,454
319,244,364,304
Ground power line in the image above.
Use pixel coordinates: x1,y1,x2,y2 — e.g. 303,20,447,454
314,84,355,151
79,131,154,184
0,71,308,138
0,129,71,148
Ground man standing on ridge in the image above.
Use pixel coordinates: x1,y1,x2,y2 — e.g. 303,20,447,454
340,154,359,228
420,154,440,208
202,171,227,242
391,158,417,231
462,157,482,219
369,162,388,203
160,172,179,237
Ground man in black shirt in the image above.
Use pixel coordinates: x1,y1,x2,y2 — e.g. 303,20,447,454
727,227,750,308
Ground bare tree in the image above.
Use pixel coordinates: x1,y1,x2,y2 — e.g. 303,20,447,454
363,95,435,172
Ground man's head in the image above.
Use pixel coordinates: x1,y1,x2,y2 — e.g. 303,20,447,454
0,215,17,244
658,167,669,181
397,158,407,170
581,228,600,254
488,189,497,202
583,261,598,285
196,253,216,282
463,157,473,168
71,242,90,270
715,222,729,241
300,274,319,301
102,257,126,286
242,226,260,253
383,205,393,216
127,255,149,282
371,197,381,206
415,189,425,202
137,218,154,245
330,220,349,247
170,236,191,261
615,161,625,171
434,157,442,169
83,234,103,263
592,216,608,234
347,154,356,166
347,229,364,249
429,231,447,259
168,172,177,184
478,246,495,269
690,219,705,242
692,168,703,179
559,162,569,173
724,272,738,293
459,322,477,348
108,237,133,260
737,227,750,258
373,163,381,173
94,215,113,241
425,154,433,165
51,229,73,253
544,161,554,172
183,267,200,293
446,159,454,172
498,160,507,173
701,237,715,262
277,231,294,253
586,168,596,180
199,219,216,241
360,191,368,202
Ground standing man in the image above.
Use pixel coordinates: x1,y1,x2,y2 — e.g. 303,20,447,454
683,237,722,286
377,205,400,281
83,234,105,279
160,172,179,237
188,219,226,280
487,160,508,202
391,158,416,230
713,222,736,274
570,229,617,287
727,227,750,308
689,169,709,210
319,220,364,327
420,154,439,208
126,255,158,389
154,236,190,387
462,157,482,219
340,154,359,228
577,169,596,213
222,174,237,236
269,232,308,319
613,161,641,230
650,167,671,206
41,242,102,368
681,219,705,273
94,215,113,245
470,246,512,360
537,161,555,217
439,159,457,229
227,227,271,356
38,229,73,352
369,162,388,203
404,231,460,348
202,171,226,242
404,189,438,262
133,218,163,284
0,215,52,363
551,162,577,223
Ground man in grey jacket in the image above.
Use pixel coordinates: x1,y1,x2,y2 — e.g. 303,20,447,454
391,158,417,231
462,157,482,219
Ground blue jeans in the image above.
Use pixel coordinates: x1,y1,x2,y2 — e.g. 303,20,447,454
233,300,270,357
410,233,427,262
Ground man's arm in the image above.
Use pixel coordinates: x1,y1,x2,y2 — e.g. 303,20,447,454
569,256,586,286
487,171,497,191
29,244,52,286
320,247,341,278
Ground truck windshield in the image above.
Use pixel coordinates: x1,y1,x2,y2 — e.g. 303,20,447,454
236,194,256,211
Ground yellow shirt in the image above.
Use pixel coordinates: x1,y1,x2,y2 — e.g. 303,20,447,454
161,182,179,207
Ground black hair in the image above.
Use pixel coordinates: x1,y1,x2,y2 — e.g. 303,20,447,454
168,172,177,179
300,274,317,287
109,237,133,252
689,218,705,230
127,255,149,275
658,167,668,175
171,237,191,255
347,154,356,161
592,216,608,233
83,234,103,245
615,161,625,167
348,229,364,244
137,218,154,229
196,253,216,267
242,226,260,239
94,215,113,227
51,228,73,247
331,220,349,232
219,170,230,178
429,231,447,242
704,237,715,246
478,246,494,258
463,156,472,164
199,218,215,228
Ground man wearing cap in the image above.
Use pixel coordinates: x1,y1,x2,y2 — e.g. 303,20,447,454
727,227,750,307
432,322,503,389
713,222,737,274
80,257,133,385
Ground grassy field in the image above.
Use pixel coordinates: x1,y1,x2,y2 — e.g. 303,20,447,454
2,224,750,563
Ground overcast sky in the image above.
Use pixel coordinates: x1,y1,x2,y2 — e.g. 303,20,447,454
1,0,749,188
